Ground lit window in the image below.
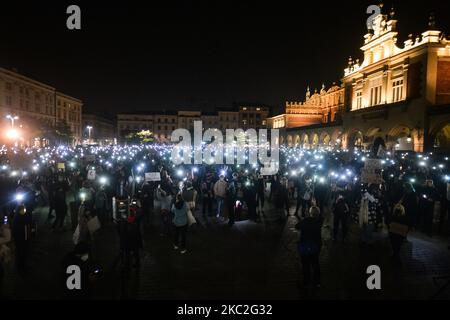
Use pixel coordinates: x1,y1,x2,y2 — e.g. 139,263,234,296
370,86,382,106
356,91,363,109
392,79,404,103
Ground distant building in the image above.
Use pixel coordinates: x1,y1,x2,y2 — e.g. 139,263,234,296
0,67,83,145
56,92,83,144
238,105,269,129
178,111,202,131
117,111,178,142
201,112,220,130
118,105,272,143
217,107,240,131
82,113,116,145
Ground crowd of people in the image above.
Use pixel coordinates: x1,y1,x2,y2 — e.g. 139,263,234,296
0,143,449,296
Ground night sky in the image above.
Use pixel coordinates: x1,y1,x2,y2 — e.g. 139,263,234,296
1,0,450,116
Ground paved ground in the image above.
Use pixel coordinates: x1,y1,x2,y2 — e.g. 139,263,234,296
2,196,450,300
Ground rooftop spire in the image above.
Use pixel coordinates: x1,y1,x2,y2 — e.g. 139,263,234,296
428,12,436,29
389,4,395,19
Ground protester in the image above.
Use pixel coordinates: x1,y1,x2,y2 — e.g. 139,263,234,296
171,193,189,254
274,177,290,221
255,174,266,216
117,209,143,269
12,204,33,274
388,204,409,265
201,172,214,217
418,179,439,237
298,206,323,288
214,174,228,219
358,185,379,245
333,193,349,241
94,185,108,226
53,183,68,230
156,183,172,237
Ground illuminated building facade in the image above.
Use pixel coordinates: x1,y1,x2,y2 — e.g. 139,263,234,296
0,67,83,145
273,8,450,153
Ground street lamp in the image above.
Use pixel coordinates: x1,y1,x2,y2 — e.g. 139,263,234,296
87,126,93,144
6,115,19,128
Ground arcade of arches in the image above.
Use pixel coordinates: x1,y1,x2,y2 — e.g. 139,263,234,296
282,122,450,153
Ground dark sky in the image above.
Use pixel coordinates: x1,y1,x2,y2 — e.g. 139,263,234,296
1,0,450,116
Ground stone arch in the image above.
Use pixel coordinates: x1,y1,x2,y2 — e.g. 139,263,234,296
311,133,319,148
388,125,413,151
347,129,364,149
366,127,385,152
431,122,450,152
366,127,383,138
287,135,293,147
331,129,343,144
294,134,301,147
302,133,309,148
320,132,331,146
388,125,411,139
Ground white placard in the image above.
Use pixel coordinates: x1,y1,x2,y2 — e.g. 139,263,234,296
145,172,161,182
87,169,96,180
361,159,383,184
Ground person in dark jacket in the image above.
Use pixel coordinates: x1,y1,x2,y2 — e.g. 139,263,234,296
46,177,57,220
314,180,328,215
402,182,418,229
53,184,68,230
333,194,349,241
243,179,257,221
12,204,33,274
275,177,290,220
255,174,265,216
418,179,439,237
388,204,409,265
141,181,155,225
117,209,143,269
298,206,323,288
201,173,214,217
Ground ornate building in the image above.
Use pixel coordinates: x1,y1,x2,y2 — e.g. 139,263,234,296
268,84,344,131
274,7,450,153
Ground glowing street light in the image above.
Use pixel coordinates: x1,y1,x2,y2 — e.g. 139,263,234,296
87,126,93,144
6,115,19,128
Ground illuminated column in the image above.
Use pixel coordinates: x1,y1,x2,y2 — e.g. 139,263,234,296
413,128,424,153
